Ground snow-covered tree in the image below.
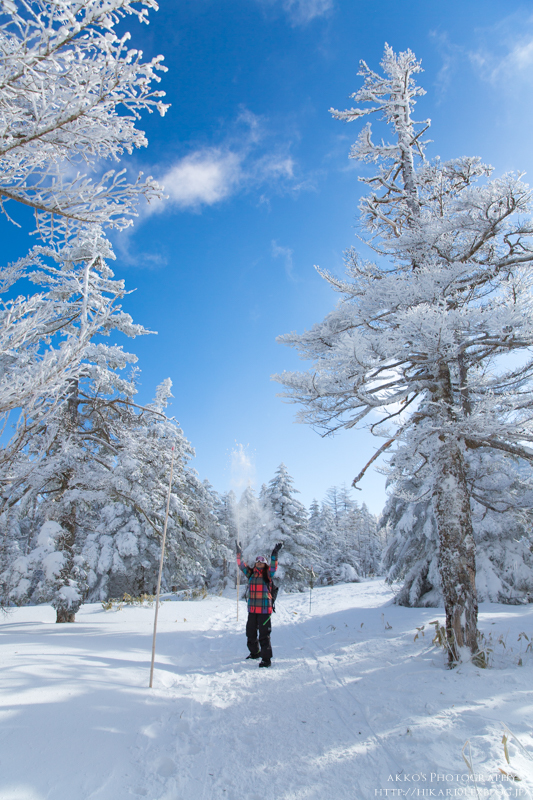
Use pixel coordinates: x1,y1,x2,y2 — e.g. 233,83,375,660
4,375,220,614
276,45,533,664
217,491,239,585
317,486,381,583
314,501,337,584
0,0,166,442
220,490,239,540
0,229,157,619
80,380,213,601
0,1,175,618
261,464,314,590
307,499,321,548
184,479,233,592
318,487,356,582
380,477,441,607
8,520,88,614
357,503,381,576
0,0,165,237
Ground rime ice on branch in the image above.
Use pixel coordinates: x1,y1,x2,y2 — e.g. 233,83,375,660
0,0,168,426
0,0,167,236
275,45,533,665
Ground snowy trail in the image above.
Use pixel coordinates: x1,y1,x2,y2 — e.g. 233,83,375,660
277,599,405,784
2,582,533,799
139,584,400,800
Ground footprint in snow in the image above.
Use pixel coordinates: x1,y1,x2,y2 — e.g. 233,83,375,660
156,756,176,777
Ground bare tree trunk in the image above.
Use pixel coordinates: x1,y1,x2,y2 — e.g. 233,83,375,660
54,501,78,623
434,439,479,665
432,361,483,667
54,379,82,624
56,607,76,623
432,363,480,665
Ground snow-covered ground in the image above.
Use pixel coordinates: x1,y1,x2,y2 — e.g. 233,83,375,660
2,580,533,799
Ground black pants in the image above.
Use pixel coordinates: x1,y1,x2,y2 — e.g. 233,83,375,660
246,612,272,660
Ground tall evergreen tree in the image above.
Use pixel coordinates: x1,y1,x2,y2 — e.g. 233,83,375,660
316,501,338,585
4,378,215,614
0,0,166,433
0,0,169,616
276,46,533,663
218,491,239,585
261,464,314,590
357,503,381,577
0,234,154,621
320,486,362,582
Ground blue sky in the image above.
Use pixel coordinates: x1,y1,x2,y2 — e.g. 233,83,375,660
110,0,533,513
8,0,533,514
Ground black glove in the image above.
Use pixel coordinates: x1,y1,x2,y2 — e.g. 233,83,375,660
235,540,242,555
271,542,283,557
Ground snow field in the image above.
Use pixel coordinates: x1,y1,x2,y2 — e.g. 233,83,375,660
1,580,533,799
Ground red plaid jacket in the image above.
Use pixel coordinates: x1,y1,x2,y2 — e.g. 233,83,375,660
237,553,278,614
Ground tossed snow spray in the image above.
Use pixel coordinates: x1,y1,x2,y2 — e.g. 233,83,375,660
235,489,275,615
228,445,281,616
230,443,256,621
231,444,252,621
230,442,255,493
149,446,176,689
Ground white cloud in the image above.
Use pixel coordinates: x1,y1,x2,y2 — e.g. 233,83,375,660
254,155,294,181
510,39,533,70
145,111,299,215
466,14,533,86
272,240,296,282
159,150,242,209
470,36,533,83
430,14,533,101
429,30,463,101
282,0,333,24
256,0,333,25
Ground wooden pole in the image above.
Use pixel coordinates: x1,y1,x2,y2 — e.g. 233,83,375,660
149,446,176,689
236,539,241,622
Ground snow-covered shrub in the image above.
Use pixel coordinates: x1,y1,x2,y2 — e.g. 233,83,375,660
337,563,360,583
9,521,88,621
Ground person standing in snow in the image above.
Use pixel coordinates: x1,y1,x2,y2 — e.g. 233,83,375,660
236,542,282,668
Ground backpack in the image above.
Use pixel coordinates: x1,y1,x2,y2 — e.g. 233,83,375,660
262,564,279,612
269,580,279,613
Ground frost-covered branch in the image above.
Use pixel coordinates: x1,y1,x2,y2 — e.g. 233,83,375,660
0,0,167,236
352,436,397,488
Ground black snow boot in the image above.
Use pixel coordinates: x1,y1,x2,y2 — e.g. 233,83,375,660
259,659,271,668
246,653,261,660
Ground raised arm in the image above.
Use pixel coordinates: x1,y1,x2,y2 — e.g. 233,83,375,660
270,542,283,578
236,542,252,577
